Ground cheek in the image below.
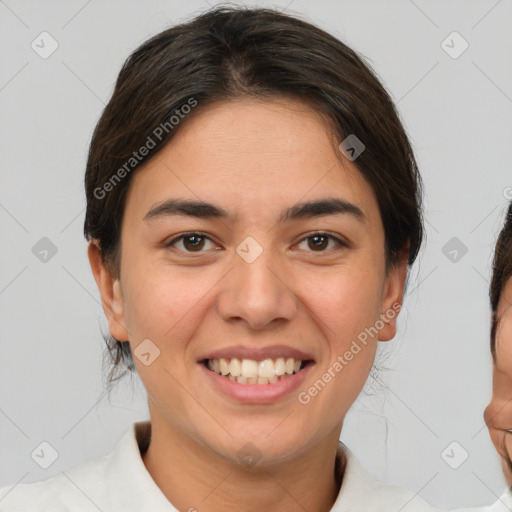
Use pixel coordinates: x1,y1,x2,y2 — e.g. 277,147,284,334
298,264,385,342
121,263,210,349
297,263,384,399
121,268,213,403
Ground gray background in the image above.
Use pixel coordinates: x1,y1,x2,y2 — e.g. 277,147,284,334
1,0,511,509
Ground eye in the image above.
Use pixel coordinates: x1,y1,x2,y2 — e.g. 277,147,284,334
165,232,219,253
164,231,347,254
295,232,347,252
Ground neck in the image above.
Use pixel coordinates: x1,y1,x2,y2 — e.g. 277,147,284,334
141,417,344,512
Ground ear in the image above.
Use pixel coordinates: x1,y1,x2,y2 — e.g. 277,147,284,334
378,246,409,342
87,240,129,342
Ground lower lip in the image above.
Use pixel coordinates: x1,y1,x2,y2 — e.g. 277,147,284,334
200,363,314,404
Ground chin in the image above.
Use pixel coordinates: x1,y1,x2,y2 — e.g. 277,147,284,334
208,425,311,467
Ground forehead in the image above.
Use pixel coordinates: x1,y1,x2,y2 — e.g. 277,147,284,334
124,98,380,225
496,279,512,359
498,278,512,314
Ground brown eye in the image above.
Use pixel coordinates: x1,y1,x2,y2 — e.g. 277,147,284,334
296,232,346,253
166,232,216,253
308,234,329,251
182,234,205,251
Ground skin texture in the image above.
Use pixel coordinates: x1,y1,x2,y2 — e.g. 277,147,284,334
485,277,512,485
88,98,408,511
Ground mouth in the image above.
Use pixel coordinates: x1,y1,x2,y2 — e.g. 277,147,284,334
203,357,314,385
198,345,316,403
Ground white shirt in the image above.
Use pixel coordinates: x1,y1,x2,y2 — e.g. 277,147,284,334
0,421,509,511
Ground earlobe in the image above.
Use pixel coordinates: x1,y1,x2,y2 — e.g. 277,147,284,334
378,250,408,342
87,241,129,342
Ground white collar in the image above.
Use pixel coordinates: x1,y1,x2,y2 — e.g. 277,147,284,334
107,421,442,511
0,420,468,511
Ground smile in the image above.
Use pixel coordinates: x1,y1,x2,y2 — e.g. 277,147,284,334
205,357,310,385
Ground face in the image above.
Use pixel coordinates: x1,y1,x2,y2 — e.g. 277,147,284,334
89,98,407,465
486,277,512,482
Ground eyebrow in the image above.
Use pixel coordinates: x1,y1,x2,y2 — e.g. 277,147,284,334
143,197,365,223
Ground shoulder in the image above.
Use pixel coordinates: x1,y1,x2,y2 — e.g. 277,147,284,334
0,421,172,512
332,444,443,512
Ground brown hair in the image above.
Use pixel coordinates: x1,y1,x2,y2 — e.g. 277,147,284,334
490,201,512,357
83,6,424,384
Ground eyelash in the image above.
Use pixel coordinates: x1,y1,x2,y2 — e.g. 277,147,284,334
164,231,348,254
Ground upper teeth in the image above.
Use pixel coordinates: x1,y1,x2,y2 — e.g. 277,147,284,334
208,357,302,379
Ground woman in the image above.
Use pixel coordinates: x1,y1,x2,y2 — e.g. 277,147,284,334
480,202,512,511
0,6,442,511
449,203,512,512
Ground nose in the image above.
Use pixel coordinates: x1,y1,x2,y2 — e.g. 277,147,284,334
216,244,298,331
